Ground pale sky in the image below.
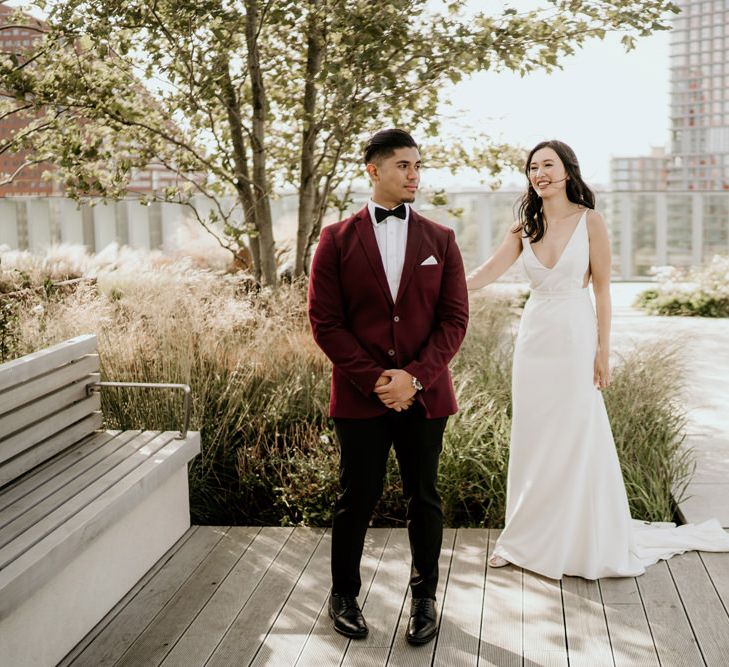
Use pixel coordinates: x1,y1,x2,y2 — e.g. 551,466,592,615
429,13,671,190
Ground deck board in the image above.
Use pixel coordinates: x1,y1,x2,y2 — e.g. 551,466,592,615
64,526,729,666
637,559,705,666
522,570,567,666
700,549,729,612
295,528,389,667
341,529,411,665
248,529,331,667
387,527,456,667
667,551,729,667
599,576,660,667
116,526,262,667
156,526,296,667
478,529,522,667
58,525,226,667
205,527,322,667
432,528,488,667
562,576,613,666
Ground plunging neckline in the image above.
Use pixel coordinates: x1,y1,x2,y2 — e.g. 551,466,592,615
528,210,587,270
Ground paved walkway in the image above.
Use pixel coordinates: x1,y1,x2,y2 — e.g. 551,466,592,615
61,526,729,667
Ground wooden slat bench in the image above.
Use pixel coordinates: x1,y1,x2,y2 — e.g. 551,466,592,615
0,334,201,667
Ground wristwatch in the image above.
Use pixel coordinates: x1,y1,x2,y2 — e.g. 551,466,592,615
411,376,423,391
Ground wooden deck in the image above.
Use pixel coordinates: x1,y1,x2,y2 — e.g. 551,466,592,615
61,526,729,667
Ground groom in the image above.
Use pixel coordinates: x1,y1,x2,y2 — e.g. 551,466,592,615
308,128,469,645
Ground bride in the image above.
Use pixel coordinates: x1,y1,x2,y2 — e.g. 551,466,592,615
466,139,729,579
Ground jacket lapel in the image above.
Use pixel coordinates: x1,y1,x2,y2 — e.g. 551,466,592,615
354,206,394,305
395,209,424,303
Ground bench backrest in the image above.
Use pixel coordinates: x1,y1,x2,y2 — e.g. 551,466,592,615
0,334,102,488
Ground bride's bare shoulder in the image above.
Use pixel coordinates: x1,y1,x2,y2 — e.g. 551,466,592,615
585,208,607,231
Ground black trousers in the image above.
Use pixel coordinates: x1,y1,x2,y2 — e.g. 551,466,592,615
331,405,448,600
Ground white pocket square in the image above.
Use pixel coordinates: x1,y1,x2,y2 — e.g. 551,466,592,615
420,255,438,266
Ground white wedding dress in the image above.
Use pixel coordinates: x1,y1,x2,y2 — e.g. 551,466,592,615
490,210,729,579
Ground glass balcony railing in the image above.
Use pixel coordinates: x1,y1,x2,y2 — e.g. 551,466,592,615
1,190,728,280
412,190,729,279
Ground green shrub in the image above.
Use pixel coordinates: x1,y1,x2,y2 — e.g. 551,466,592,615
633,288,659,310
0,298,21,362
635,255,729,317
2,247,692,526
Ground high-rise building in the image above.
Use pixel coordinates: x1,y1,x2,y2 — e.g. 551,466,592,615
667,0,729,190
610,0,729,192
610,147,670,190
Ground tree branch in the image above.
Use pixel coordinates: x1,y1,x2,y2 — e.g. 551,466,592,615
0,159,43,187
0,102,33,123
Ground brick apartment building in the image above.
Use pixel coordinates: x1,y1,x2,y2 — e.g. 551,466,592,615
0,5,181,198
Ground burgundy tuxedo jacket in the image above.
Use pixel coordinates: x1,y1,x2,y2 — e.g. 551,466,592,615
308,205,469,419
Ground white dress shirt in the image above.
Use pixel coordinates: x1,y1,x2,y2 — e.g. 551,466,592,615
367,199,410,301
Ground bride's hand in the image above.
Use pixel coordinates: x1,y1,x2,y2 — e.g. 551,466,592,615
593,351,610,391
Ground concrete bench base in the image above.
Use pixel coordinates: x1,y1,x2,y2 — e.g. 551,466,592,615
0,466,192,667
0,336,201,666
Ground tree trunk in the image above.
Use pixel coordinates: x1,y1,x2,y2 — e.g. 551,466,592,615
248,235,262,282
244,0,277,287
218,55,262,282
304,138,348,273
304,187,325,273
295,6,324,276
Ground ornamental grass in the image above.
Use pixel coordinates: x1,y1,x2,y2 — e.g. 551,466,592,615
2,245,692,526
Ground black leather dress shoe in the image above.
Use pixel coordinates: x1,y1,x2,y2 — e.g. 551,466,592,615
329,593,368,639
406,597,438,645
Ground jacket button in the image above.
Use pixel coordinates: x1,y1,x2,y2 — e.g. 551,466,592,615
387,349,395,356
393,315,400,322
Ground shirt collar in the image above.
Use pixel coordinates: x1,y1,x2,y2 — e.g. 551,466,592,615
368,198,410,227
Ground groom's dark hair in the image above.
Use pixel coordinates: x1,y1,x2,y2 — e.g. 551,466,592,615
364,128,418,165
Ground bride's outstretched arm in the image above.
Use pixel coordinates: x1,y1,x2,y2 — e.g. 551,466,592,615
587,210,612,390
465,227,523,290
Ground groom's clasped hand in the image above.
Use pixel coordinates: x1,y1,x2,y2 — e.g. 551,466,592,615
374,369,416,412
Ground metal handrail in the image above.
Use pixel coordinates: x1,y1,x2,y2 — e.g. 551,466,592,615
86,381,192,439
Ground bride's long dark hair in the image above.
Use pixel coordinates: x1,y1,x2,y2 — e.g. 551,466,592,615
516,140,595,244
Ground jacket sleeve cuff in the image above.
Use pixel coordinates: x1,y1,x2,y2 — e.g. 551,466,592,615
351,367,386,397
403,362,430,390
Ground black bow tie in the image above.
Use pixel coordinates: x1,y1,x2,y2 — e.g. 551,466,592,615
374,203,407,224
